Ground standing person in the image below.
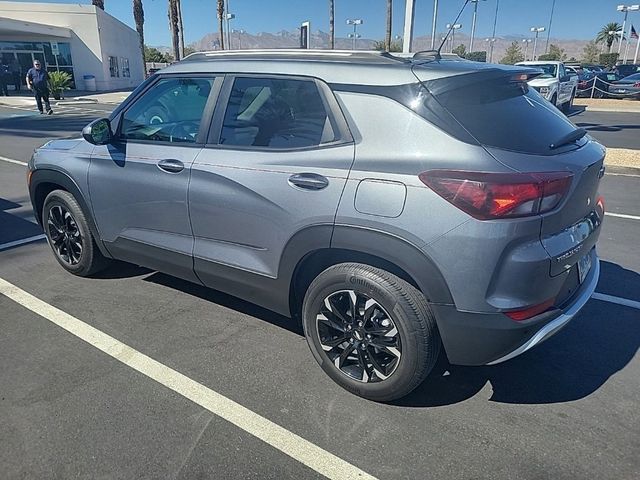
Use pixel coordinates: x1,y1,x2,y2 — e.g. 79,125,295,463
10,58,21,92
0,63,9,96
26,60,53,115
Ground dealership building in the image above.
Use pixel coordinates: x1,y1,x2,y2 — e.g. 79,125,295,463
0,1,144,91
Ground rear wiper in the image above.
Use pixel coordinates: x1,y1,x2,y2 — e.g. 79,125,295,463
549,128,587,150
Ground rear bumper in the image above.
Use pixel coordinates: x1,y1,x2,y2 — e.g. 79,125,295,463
433,249,599,366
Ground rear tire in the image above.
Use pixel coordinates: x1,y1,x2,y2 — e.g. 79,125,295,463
43,190,109,277
302,263,441,402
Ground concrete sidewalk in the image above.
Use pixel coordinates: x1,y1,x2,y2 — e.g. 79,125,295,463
0,89,132,108
574,98,640,113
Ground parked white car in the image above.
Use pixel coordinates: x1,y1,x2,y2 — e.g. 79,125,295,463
516,61,578,111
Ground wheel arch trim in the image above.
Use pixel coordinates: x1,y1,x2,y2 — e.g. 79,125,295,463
29,168,111,258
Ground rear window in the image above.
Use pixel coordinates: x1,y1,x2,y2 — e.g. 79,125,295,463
422,72,580,155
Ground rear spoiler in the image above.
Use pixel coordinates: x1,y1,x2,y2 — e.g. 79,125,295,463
414,67,543,96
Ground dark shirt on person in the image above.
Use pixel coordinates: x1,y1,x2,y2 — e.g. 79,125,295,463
27,68,49,90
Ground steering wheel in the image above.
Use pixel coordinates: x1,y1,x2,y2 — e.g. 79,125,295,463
169,121,200,142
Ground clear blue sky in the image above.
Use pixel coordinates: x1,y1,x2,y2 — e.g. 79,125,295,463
12,0,638,45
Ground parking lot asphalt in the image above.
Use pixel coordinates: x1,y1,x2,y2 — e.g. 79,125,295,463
570,108,640,150
1,101,639,479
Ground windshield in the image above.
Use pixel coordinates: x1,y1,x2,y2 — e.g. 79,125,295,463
622,73,640,81
535,64,558,78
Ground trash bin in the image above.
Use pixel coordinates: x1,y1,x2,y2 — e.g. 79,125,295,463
83,74,96,92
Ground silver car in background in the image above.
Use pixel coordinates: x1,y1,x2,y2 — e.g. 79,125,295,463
28,50,605,401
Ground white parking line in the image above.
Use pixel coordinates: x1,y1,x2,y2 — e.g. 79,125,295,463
0,235,46,251
0,277,377,480
592,292,640,310
0,155,27,166
605,212,640,221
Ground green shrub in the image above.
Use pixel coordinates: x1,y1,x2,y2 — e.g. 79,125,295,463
48,71,73,98
599,53,619,68
465,51,487,62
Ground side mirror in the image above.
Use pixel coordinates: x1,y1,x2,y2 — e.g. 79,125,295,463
82,118,113,145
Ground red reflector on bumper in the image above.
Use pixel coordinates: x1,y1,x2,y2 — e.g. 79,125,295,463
505,298,556,321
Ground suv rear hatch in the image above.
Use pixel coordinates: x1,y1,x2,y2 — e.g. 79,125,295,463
412,63,605,274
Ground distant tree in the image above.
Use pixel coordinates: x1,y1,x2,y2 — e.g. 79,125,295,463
596,22,624,53
582,40,600,64
538,44,565,61
500,41,524,65
385,0,393,52
92,0,104,10
329,1,335,49
452,43,467,57
599,52,619,68
217,0,225,50
373,39,402,52
144,46,172,63
133,0,146,76
184,46,196,56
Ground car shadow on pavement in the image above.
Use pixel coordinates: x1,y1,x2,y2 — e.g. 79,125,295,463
396,260,640,408
0,197,43,246
0,114,98,139
143,272,304,335
574,121,640,133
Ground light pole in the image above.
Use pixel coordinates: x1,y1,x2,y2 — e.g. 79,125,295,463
447,23,462,53
530,26,545,60
224,0,236,50
431,0,439,50
232,29,245,50
617,5,640,59
545,0,556,53
491,0,500,40
522,38,532,61
485,37,496,62
469,0,486,53
346,19,363,49
617,5,640,54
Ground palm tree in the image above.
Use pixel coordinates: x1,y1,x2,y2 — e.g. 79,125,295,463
596,22,624,53
329,1,335,49
168,0,180,60
217,0,225,50
385,0,392,51
176,0,185,59
133,0,146,76
92,0,104,9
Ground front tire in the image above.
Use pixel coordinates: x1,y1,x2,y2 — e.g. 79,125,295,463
43,190,109,277
302,263,441,402
563,89,575,113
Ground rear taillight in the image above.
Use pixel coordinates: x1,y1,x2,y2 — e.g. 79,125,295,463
419,170,573,220
505,297,556,321
633,82,640,88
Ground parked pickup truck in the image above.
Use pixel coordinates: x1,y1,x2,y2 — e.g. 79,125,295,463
515,61,578,112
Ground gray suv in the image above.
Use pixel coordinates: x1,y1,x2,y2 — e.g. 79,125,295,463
28,50,604,401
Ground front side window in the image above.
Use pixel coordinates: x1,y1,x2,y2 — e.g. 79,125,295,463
109,56,119,77
120,77,214,143
219,77,336,149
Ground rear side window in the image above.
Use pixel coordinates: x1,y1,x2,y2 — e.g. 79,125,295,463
219,77,336,149
425,74,579,155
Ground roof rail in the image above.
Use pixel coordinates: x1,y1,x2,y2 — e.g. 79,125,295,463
181,49,409,63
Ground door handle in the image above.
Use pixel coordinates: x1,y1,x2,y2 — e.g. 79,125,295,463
158,159,184,173
288,173,329,191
